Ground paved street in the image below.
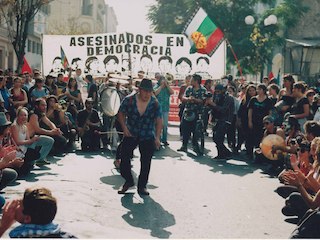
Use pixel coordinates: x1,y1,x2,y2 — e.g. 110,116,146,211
2,123,296,238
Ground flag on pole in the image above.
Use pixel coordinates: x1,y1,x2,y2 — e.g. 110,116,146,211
183,7,224,56
21,56,32,74
276,69,281,86
60,46,69,70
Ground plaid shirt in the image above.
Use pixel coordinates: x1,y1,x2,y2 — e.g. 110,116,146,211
119,93,162,141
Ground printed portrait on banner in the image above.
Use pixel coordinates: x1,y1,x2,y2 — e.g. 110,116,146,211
42,32,226,80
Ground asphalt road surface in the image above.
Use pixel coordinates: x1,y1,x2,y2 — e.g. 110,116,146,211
1,123,296,238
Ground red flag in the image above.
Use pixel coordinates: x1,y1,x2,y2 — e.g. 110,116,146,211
21,56,32,74
268,71,274,80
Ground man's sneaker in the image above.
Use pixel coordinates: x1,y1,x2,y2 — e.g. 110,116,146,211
177,146,187,152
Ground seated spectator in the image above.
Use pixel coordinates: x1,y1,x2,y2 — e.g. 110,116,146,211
11,107,54,170
61,78,83,110
0,186,76,238
46,96,76,146
0,76,10,111
77,98,101,151
44,75,58,96
56,73,67,98
29,78,49,107
28,98,67,155
0,112,24,192
8,77,28,120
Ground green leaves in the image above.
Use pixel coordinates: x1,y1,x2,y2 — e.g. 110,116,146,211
148,0,309,75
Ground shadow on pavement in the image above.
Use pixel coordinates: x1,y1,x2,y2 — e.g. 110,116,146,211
121,194,175,238
153,147,184,160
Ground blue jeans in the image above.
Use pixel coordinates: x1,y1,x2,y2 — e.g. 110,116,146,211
161,111,169,143
28,135,54,161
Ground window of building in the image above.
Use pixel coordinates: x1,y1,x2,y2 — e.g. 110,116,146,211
82,0,93,16
32,41,36,53
27,40,32,52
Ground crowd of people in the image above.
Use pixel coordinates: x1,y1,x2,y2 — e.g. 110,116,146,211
1,65,320,237
177,73,320,238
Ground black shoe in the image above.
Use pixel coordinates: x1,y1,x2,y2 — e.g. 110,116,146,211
177,146,187,152
138,188,150,196
213,155,226,160
162,141,169,146
282,206,296,217
118,182,134,194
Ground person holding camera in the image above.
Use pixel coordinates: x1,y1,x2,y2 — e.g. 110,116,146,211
205,84,234,159
177,74,206,154
153,73,174,147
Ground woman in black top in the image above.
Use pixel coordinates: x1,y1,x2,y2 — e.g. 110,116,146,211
247,84,273,158
85,75,98,109
236,84,256,153
290,82,310,131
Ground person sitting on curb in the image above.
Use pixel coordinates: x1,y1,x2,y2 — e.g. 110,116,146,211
0,186,76,238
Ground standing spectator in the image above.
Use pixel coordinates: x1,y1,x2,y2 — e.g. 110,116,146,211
268,83,280,106
227,85,240,153
178,75,191,138
235,85,256,153
154,74,174,146
117,79,162,195
177,74,206,154
247,84,273,159
206,84,234,159
290,82,310,131
306,89,316,120
85,75,98,110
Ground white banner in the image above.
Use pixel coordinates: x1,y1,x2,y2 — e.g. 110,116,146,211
42,32,226,79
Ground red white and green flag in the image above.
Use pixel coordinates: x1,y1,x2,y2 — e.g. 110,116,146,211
60,46,69,69
183,7,224,56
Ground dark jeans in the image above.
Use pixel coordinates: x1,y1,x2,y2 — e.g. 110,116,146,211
180,118,197,147
287,192,309,218
213,120,230,156
0,168,18,190
290,209,320,238
227,115,237,148
52,134,68,152
120,137,155,189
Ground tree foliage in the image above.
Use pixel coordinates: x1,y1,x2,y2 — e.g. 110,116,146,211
0,0,51,73
147,0,308,75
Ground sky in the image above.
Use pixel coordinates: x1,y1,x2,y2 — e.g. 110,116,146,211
106,0,156,33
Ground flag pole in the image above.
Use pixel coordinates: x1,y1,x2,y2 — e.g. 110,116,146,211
226,39,244,80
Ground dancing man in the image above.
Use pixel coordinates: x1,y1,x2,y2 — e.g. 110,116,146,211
117,78,162,195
